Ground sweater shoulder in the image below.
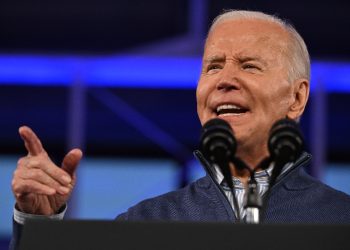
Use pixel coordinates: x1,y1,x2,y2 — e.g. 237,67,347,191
270,168,350,223
300,169,350,200
116,176,225,221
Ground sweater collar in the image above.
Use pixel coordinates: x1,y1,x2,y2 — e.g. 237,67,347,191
193,150,312,191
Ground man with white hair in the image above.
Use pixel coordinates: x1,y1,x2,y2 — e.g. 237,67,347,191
10,10,350,249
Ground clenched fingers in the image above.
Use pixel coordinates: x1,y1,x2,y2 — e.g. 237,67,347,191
18,155,72,185
14,155,72,196
12,178,57,197
13,167,71,196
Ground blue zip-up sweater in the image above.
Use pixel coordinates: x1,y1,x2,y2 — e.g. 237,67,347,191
116,151,350,223
10,152,350,250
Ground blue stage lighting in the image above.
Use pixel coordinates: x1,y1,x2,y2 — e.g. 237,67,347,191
0,55,349,92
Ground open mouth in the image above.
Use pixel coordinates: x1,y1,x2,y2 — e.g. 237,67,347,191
216,104,249,116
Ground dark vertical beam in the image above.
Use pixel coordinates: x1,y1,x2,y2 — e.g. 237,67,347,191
182,0,209,186
189,0,208,41
65,63,86,218
310,79,327,179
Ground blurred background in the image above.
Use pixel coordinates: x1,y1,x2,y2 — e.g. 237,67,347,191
1,0,350,248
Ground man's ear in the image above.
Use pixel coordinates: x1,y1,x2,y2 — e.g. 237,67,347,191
287,78,310,120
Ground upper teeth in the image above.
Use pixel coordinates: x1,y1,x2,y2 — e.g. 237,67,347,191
217,104,242,112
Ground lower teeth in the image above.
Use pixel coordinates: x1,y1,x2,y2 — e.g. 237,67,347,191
219,113,243,116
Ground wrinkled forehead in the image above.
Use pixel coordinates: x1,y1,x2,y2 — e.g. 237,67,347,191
204,19,291,58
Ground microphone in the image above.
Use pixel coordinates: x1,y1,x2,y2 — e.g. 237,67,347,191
260,118,304,223
268,118,304,186
200,118,242,221
200,118,237,189
200,118,237,162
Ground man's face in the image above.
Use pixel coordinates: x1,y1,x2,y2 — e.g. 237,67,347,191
197,19,299,158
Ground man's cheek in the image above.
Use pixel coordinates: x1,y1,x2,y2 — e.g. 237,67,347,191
196,91,206,107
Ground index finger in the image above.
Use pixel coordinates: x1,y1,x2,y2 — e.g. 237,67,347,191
19,126,44,156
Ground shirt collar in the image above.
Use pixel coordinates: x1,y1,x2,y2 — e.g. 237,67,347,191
212,161,294,187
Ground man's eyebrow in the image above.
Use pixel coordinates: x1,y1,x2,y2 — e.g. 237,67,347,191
238,55,268,66
203,55,268,66
203,55,225,64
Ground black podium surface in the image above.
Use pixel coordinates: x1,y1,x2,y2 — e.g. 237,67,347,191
20,220,349,250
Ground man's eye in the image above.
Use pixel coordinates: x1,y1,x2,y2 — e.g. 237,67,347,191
242,64,260,71
207,64,222,72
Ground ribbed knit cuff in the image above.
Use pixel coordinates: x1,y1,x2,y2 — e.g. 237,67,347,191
13,204,67,225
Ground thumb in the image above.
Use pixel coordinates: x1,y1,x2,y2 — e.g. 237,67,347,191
61,148,83,177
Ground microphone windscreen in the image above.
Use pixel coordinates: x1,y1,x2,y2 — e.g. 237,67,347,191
200,118,236,163
268,118,304,163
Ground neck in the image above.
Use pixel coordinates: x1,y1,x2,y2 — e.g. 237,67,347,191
229,163,251,186
229,144,270,186
239,139,269,166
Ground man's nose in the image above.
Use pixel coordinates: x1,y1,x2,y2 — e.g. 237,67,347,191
216,65,241,91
